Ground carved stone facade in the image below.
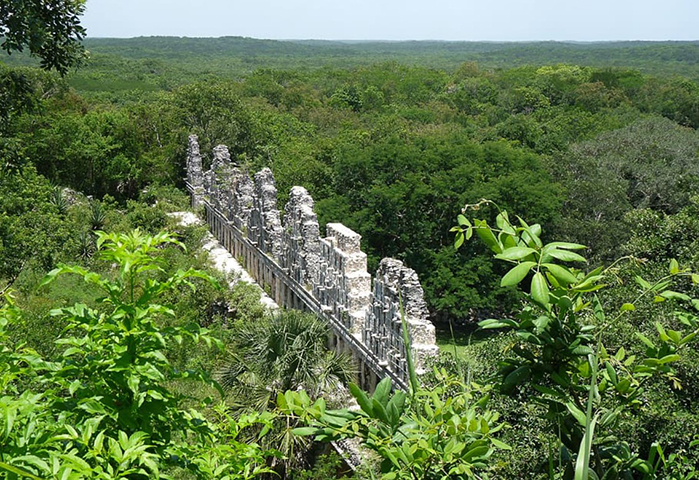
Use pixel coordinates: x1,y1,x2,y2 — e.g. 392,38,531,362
281,186,321,288
250,169,283,258
363,258,439,377
186,135,437,388
317,223,372,336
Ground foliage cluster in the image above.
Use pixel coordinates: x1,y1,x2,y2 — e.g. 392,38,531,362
0,230,276,479
451,206,699,478
0,0,87,74
218,309,355,477
283,371,508,480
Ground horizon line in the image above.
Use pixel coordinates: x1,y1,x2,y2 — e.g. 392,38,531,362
82,35,699,43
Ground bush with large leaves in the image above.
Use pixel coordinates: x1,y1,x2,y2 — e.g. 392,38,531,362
0,229,275,479
282,373,507,480
453,205,699,479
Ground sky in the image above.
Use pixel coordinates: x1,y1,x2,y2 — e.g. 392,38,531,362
82,0,699,42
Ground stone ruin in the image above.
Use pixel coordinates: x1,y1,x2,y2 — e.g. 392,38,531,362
364,258,438,379
186,135,204,207
186,135,439,384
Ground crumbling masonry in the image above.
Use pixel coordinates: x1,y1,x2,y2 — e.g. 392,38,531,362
186,135,438,389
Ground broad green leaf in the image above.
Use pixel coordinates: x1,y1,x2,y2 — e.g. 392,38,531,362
680,332,696,346
572,345,594,355
69,380,81,396
501,262,536,287
531,272,550,306
669,259,679,274
543,263,578,286
495,211,509,229
660,290,691,301
444,437,458,455
631,460,651,474
495,246,536,261
314,397,326,415
655,322,668,341
575,284,607,294
371,398,390,424
573,275,604,291
666,330,681,344
521,228,543,248
38,268,61,288
7,456,49,474
372,377,391,406
533,384,566,398
292,427,319,436
657,354,681,364
551,372,570,388
566,402,587,427
349,383,373,416
386,391,406,425
592,295,605,323
651,279,671,292
620,303,635,312
614,347,626,361
533,315,551,331
516,331,543,345
454,231,464,249
502,365,530,393
578,360,591,377
635,332,656,349
549,249,587,263
605,362,618,385
462,445,490,463
574,415,598,480
600,408,622,428
475,220,502,253
501,231,517,248
615,378,631,394
546,241,587,250
0,462,43,480
634,276,651,290
479,318,518,329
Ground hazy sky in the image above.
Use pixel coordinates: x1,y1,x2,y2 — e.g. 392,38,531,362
82,0,698,41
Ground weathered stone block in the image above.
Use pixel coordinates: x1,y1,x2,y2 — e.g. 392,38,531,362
326,223,362,254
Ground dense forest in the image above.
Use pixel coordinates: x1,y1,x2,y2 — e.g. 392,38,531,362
2,24,699,480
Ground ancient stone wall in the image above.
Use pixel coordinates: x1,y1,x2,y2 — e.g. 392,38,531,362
317,223,372,336
186,135,437,388
363,258,439,377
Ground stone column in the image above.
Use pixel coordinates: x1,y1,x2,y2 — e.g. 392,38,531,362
252,168,283,259
364,258,439,380
318,223,371,336
281,186,321,289
186,135,205,207
211,144,231,171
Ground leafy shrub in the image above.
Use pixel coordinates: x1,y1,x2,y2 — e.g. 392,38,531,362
0,230,275,479
453,203,699,479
